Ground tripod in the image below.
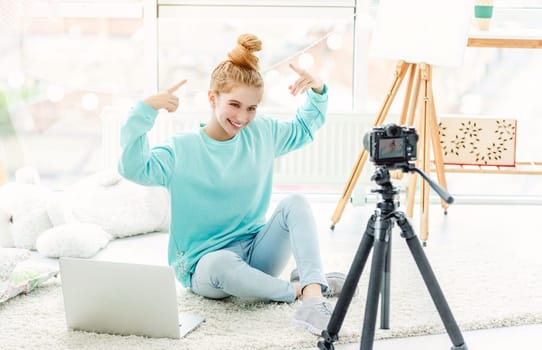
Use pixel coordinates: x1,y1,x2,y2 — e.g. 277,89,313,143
317,164,467,350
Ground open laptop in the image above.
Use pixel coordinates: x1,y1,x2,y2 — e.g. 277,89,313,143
59,257,204,339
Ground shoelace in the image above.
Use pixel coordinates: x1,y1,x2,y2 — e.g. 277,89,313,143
323,287,335,298
316,301,333,316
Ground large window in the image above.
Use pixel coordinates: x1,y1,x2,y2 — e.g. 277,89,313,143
0,0,145,189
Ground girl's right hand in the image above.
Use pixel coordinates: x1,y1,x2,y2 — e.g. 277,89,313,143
143,79,187,113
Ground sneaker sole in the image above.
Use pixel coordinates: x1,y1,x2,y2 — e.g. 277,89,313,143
292,318,324,336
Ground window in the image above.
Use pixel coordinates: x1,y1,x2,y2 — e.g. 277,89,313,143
0,0,144,188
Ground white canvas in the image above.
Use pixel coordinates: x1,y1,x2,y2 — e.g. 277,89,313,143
370,0,473,67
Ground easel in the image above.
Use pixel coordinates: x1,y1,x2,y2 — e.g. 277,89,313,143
330,60,449,242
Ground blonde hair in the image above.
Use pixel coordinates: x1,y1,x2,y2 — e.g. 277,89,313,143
210,33,264,94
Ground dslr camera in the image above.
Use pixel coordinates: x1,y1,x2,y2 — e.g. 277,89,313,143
363,124,418,169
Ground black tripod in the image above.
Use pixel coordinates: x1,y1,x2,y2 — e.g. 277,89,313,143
317,164,468,350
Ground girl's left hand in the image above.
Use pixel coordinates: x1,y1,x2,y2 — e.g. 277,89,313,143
288,63,324,96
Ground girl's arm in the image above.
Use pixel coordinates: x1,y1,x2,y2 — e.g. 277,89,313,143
118,80,186,187
272,65,328,156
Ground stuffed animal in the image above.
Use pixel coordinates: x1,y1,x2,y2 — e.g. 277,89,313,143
0,167,169,258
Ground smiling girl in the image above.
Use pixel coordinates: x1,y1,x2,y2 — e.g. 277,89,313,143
118,33,345,335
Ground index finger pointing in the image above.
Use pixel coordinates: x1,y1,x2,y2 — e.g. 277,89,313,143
167,79,188,94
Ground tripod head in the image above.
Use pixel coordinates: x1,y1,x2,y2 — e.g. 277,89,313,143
370,162,454,208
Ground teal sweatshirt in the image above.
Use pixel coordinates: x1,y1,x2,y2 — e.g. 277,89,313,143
118,85,328,287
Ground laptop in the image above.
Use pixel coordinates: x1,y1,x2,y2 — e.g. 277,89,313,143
59,257,204,339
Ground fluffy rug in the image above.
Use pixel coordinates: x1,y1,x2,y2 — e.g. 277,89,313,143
1,233,541,350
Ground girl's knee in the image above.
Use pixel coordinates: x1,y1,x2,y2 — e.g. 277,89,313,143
199,250,242,272
191,250,242,299
282,193,310,210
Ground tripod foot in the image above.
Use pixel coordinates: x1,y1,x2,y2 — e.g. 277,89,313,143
451,343,468,350
317,330,338,350
422,241,427,247
317,340,334,350
330,224,335,231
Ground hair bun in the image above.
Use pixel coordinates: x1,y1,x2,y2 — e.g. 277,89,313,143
227,33,262,71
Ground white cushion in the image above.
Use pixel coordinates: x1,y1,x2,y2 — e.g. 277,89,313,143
36,223,111,258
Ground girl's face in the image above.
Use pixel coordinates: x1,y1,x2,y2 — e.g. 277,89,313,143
205,84,262,141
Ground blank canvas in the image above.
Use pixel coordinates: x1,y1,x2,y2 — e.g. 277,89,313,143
370,0,472,67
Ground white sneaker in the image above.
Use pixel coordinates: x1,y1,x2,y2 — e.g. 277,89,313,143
293,297,333,335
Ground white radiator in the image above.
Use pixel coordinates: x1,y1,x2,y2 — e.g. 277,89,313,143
101,106,374,186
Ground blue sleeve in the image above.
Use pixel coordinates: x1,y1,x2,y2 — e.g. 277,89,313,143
117,101,174,187
273,85,328,157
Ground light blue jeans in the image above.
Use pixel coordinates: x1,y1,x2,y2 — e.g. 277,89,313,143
190,194,328,303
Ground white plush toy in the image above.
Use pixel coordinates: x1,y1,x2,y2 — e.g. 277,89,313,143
0,167,169,258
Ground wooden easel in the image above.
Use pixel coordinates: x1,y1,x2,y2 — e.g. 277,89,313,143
330,60,449,242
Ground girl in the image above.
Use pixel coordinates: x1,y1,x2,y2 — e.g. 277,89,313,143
118,33,345,335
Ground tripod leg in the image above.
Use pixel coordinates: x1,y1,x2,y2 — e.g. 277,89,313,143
318,214,377,350
360,215,392,350
395,213,468,350
380,231,391,329
419,64,431,243
400,63,417,125
406,65,423,218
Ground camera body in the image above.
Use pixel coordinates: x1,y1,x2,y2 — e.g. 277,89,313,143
363,124,418,168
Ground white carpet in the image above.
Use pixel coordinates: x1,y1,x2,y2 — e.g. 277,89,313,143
1,233,542,350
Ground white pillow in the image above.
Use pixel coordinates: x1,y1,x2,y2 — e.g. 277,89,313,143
0,248,31,282
36,223,111,258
